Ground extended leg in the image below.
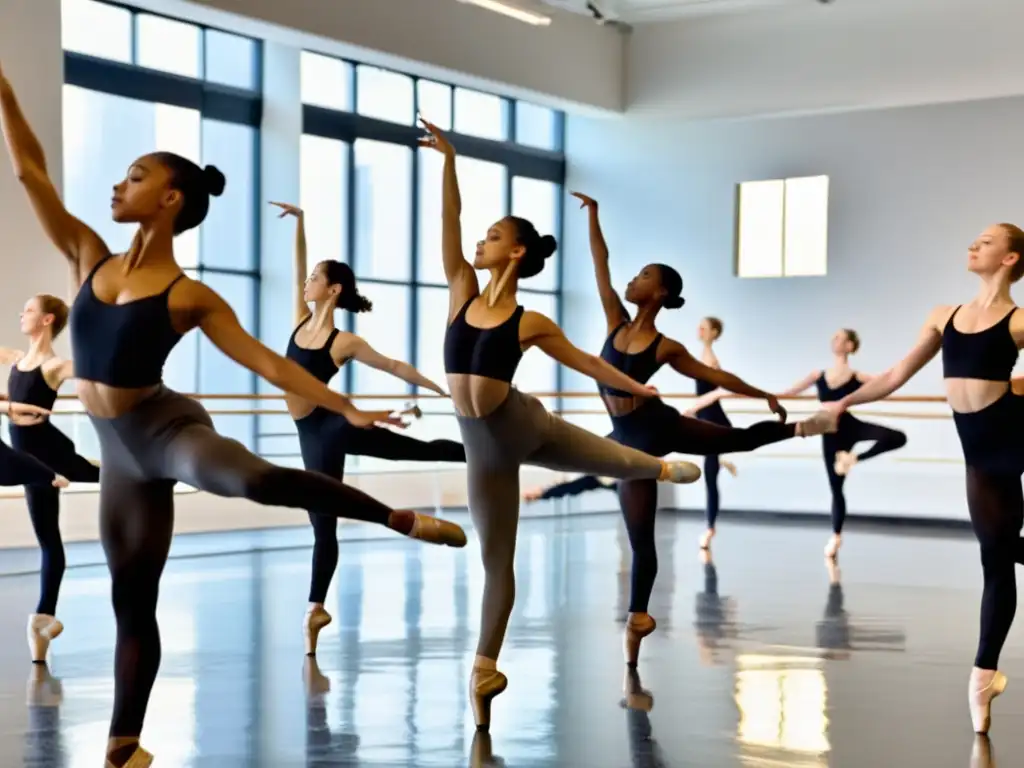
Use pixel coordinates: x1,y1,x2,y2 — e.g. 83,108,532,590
835,417,908,476
666,413,797,456
0,440,55,486
346,426,466,462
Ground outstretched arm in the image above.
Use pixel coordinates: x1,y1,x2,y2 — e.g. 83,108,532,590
571,193,628,332
270,202,310,326
663,340,785,420
779,371,820,397
0,347,23,365
419,117,478,313
0,65,107,278
336,333,447,396
193,284,402,428
521,312,657,399
686,388,727,414
836,308,945,410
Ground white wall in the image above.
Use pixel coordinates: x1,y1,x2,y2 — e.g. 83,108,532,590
561,94,1024,522
128,0,625,112
627,0,1024,119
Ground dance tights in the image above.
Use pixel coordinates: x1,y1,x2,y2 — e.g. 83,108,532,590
695,400,732,530
297,407,466,603
10,422,100,615
822,414,906,534
91,387,398,740
612,399,796,614
539,474,616,500
457,389,668,661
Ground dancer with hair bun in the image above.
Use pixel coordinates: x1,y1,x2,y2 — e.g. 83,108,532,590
780,328,906,559
2,67,465,767
572,191,835,669
0,293,101,662
272,202,467,655
421,117,703,732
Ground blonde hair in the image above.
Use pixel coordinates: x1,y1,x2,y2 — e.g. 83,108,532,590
35,294,69,338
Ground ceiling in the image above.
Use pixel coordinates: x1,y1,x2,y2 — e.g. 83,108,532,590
541,0,808,23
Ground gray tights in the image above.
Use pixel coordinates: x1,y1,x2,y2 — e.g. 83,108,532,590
457,389,664,660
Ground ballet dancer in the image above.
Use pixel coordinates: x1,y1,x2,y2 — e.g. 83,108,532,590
780,328,907,559
683,316,739,550
572,191,835,666
1,67,465,768
825,223,1024,734
272,201,467,654
0,294,102,662
420,117,703,731
522,473,617,502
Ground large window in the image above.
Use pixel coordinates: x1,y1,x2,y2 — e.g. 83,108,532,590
736,175,829,278
61,0,262,448
298,51,565,416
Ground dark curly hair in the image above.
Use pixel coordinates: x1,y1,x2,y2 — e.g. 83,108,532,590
322,260,372,313
506,216,557,279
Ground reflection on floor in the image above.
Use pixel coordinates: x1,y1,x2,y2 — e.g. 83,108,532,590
0,512,1017,766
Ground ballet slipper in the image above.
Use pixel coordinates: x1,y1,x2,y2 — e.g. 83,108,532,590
699,528,715,550
52,475,68,488
27,614,63,663
798,410,838,437
522,488,544,502
303,656,331,697
303,605,332,656
620,667,654,711
661,461,701,484
970,668,1007,734
834,451,858,476
407,512,467,547
624,612,657,667
105,743,154,768
721,460,738,477
824,534,841,560
470,667,508,731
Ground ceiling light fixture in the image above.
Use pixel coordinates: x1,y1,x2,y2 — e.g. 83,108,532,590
457,0,553,26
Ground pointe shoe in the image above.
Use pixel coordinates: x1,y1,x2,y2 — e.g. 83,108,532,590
303,656,331,697
663,461,701,484
26,664,63,707
799,410,838,437
470,668,508,731
105,745,154,768
408,512,467,547
721,460,738,477
624,613,657,667
970,669,1008,734
824,534,841,560
834,451,858,476
52,475,69,488
303,607,333,656
27,614,63,663
699,528,715,550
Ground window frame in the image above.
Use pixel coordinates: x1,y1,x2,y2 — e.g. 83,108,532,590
62,0,264,447
298,51,566,409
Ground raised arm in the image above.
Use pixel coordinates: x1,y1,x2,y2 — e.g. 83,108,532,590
836,307,946,410
0,347,23,365
685,387,727,415
663,339,786,420
270,202,310,326
335,333,447,396
418,117,478,312
0,65,107,277
192,283,402,428
779,371,820,397
571,192,628,331
521,312,657,399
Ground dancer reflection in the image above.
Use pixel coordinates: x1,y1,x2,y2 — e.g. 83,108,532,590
621,669,667,768
24,664,66,768
694,551,738,666
303,657,359,766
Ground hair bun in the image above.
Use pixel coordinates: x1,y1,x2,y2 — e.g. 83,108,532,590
202,165,226,197
664,295,685,310
538,234,557,259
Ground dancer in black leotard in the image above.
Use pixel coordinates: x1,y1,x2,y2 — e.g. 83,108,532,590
523,474,617,501
684,316,739,550
421,119,702,732
572,191,836,667
272,201,467,654
781,328,906,559
0,294,101,662
828,223,1024,734
1,70,466,767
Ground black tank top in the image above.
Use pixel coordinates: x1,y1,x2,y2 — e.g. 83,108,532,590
285,316,341,384
942,305,1019,381
815,372,862,402
443,297,524,383
69,255,187,388
7,365,58,410
599,322,663,398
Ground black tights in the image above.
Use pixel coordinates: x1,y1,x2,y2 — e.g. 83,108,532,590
823,415,907,534
298,409,466,604
11,422,100,615
615,403,797,614
966,467,1024,670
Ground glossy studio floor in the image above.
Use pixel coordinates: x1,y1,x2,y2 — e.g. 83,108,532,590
0,509,1015,767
